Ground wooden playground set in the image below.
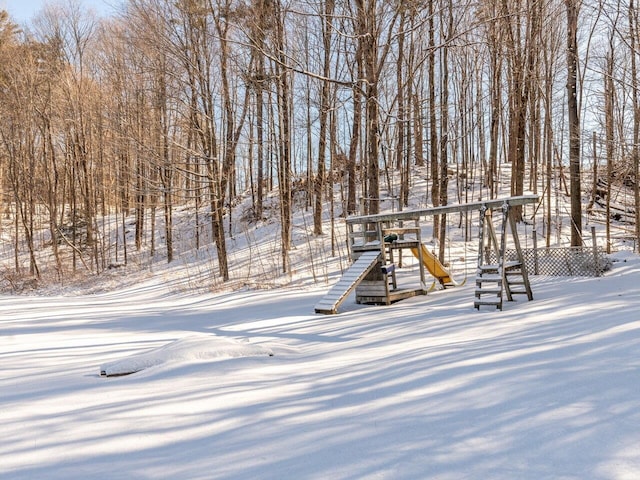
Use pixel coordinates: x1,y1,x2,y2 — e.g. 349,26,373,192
315,195,538,314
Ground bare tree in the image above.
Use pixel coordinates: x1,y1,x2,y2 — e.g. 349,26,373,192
629,0,640,250
313,0,335,234
428,0,440,232
566,0,582,246
273,0,293,273
438,0,453,262
352,0,400,214
604,39,615,253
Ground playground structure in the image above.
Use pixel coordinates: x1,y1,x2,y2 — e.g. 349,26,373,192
314,195,538,314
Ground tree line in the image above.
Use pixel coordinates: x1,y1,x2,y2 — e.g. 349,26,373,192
0,0,638,286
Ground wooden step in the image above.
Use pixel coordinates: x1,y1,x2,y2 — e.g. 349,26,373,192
474,299,502,305
474,300,502,310
503,261,522,270
479,264,499,272
479,262,522,273
476,276,501,283
475,288,502,295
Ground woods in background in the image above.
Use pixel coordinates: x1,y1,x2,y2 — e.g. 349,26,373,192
0,0,639,285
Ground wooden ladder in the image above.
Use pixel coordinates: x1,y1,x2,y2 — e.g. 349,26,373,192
474,203,533,310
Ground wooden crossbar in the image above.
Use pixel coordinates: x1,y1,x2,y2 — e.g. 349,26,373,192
347,195,538,225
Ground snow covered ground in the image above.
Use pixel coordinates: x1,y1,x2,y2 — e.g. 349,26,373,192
2,248,640,479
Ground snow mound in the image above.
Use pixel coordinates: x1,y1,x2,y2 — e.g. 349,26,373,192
100,334,274,377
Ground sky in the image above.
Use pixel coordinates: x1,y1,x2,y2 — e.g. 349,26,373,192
1,0,120,25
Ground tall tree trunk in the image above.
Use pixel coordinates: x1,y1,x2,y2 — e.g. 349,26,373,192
275,0,292,273
566,0,582,246
156,57,173,263
605,45,615,254
629,0,640,251
313,0,335,234
360,0,380,214
346,40,363,215
396,10,407,208
428,0,440,232
438,2,452,263
412,91,425,169
251,0,269,221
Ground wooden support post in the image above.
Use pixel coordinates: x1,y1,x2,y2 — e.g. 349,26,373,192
507,207,533,301
499,203,511,302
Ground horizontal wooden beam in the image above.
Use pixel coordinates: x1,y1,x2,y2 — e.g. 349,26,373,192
347,195,539,225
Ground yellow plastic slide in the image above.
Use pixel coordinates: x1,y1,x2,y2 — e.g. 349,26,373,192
410,243,457,287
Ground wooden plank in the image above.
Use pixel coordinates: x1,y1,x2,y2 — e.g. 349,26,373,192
315,300,337,307
474,300,502,306
347,195,538,225
316,294,343,303
479,264,500,271
356,285,388,295
358,288,424,305
476,275,501,282
475,288,502,295
382,227,420,235
388,289,422,301
315,307,337,314
503,261,522,270
356,296,387,304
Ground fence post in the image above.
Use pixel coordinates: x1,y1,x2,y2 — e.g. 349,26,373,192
532,232,539,275
591,226,600,276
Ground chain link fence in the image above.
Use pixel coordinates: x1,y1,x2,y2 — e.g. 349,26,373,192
487,246,611,277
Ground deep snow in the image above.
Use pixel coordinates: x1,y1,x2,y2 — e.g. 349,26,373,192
2,250,640,479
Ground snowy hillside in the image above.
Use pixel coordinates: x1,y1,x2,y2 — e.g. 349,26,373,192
2,243,640,479
2,161,640,478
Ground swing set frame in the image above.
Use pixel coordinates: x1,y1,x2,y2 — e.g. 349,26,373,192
345,195,539,307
